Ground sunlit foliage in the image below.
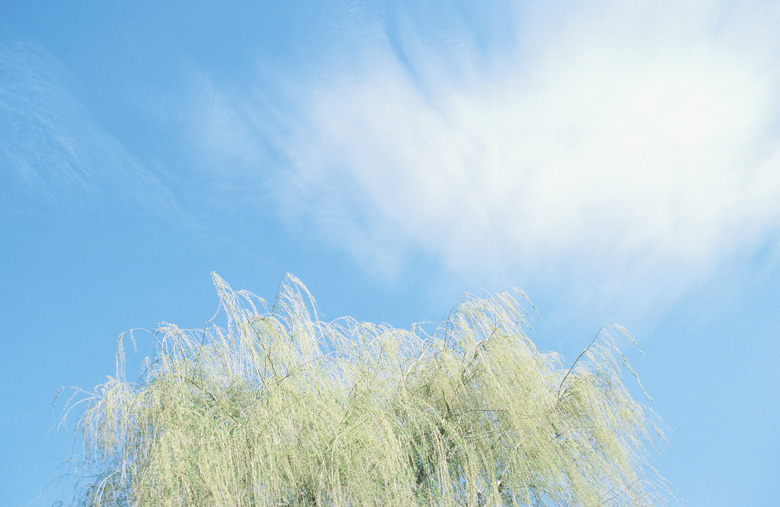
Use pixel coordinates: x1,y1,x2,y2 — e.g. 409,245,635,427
57,273,670,505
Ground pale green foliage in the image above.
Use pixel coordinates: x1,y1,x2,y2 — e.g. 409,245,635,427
57,273,670,505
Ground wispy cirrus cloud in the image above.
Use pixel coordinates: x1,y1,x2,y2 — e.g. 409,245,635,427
0,42,187,222
284,2,780,281
189,1,780,297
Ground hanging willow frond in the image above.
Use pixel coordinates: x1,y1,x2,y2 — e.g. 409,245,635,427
56,273,673,506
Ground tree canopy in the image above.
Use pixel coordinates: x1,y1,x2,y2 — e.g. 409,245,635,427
56,273,671,505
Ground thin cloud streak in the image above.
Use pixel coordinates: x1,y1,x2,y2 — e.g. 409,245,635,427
0,42,188,222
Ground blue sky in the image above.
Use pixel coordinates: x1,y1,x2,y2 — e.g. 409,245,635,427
1,0,778,504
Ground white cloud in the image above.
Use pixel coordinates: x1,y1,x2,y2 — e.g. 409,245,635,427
179,1,780,303
272,0,780,289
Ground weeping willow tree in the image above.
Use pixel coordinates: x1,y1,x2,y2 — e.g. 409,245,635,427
55,273,671,506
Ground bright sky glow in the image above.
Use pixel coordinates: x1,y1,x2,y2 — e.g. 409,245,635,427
1,1,778,505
